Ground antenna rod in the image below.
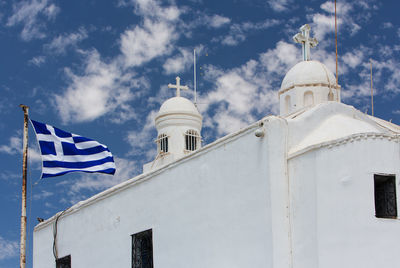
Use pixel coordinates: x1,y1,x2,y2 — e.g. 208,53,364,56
335,0,338,86
19,104,29,268
370,59,374,116
193,49,197,105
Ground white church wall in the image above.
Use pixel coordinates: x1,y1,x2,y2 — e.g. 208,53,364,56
287,102,386,153
289,138,400,268
264,117,293,268
34,125,276,268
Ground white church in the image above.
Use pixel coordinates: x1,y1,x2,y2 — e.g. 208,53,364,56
33,25,400,268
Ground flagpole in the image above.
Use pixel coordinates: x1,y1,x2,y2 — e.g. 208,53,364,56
20,104,29,268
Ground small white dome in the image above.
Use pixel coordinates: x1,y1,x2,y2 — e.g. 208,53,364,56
158,96,200,116
280,60,336,92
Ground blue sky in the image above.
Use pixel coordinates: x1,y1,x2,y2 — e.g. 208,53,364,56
0,0,399,266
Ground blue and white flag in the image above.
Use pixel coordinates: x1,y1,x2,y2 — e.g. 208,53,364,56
31,120,116,178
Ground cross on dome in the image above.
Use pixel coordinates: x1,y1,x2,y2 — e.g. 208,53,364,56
293,24,318,61
168,76,189,97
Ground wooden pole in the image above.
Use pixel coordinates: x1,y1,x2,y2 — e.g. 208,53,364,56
19,104,29,268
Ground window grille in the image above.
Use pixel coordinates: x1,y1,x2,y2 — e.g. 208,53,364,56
56,255,71,268
374,174,397,218
185,129,200,151
132,229,153,268
156,134,168,153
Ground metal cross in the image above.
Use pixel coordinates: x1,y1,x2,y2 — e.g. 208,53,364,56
293,24,318,61
168,76,189,97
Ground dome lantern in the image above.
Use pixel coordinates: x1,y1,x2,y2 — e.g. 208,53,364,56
143,77,203,172
279,24,341,116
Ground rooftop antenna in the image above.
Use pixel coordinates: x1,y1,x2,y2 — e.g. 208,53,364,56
193,49,197,106
335,0,339,86
370,58,374,116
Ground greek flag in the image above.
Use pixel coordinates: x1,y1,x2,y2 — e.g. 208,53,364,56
31,120,116,178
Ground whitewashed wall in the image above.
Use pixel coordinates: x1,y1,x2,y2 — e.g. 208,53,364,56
34,124,276,268
289,138,400,268
33,101,400,268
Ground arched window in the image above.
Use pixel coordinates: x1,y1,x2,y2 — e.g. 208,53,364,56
157,134,168,153
285,95,291,114
304,91,314,106
328,91,334,101
185,130,200,151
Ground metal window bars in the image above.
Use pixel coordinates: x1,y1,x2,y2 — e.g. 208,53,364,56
155,134,168,154
185,129,201,151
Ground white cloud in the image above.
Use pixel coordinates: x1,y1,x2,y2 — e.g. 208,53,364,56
342,50,365,69
53,0,182,124
201,41,297,135
126,0,180,22
69,156,137,194
54,50,142,124
259,40,299,75
121,19,177,67
382,22,393,29
0,236,18,260
163,48,193,75
267,0,294,12
45,28,88,54
33,190,54,200
126,110,158,160
308,1,375,42
43,3,59,18
207,14,231,28
6,0,60,41
219,19,280,46
29,55,46,66
0,134,21,155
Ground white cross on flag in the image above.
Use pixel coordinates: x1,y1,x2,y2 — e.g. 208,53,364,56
31,120,116,179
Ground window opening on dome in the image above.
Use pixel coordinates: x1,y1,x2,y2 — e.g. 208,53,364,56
156,134,168,153
328,91,334,101
185,130,200,151
374,174,397,218
304,91,314,106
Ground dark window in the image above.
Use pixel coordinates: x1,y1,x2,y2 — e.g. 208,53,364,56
158,134,168,153
185,129,199,151
56,255,71,268
374,174,397,218
132,229,153,268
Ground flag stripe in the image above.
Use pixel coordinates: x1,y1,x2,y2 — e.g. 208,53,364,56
73,136,93,143
40,151,113,162
43,156,114,169
62,142,109,156
42,168,116,178
42,162,116,175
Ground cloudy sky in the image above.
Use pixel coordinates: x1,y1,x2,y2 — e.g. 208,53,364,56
1,0,399,266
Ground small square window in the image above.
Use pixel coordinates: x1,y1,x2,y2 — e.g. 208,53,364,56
374,174,397,218
132,229,153,268
56,255,71,268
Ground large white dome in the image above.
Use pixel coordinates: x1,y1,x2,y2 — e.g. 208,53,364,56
158,96,200,116
280,60,336,92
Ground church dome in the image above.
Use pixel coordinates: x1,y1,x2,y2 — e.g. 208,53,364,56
280,60,336,92
144,77,203,173
158,96,201,117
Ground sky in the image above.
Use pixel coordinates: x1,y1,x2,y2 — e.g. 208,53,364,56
0,0,399,266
